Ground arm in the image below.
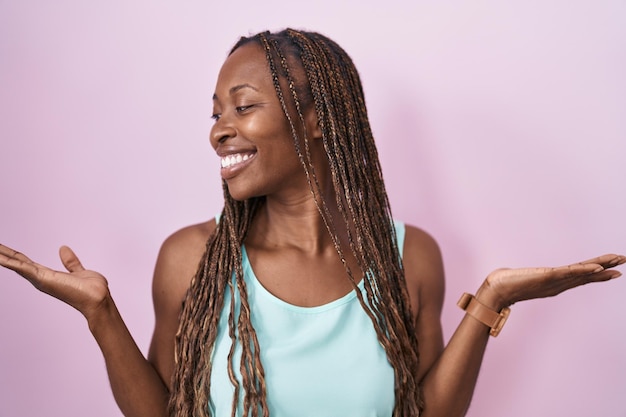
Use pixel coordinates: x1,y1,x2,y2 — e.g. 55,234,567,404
401,222,492,417
423,256,623,417
401,226,625,417
89,293,170,416
0,220,213,416
0,244,169,416
147,220,215,391
95,218,216,416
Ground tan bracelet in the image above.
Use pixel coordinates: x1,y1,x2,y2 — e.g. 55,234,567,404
457,293,511,337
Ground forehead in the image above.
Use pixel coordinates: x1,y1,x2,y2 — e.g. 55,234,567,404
214,43,271,95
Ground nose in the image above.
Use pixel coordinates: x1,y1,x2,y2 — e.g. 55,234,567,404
209,117,237,149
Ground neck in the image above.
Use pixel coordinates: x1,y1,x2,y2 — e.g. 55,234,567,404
245,186,348,254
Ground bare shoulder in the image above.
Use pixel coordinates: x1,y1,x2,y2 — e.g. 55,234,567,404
160,219,216,258
157,220,216,269
153,219,217,299
402,224,445,314
402,223,446,380
148,219,216,388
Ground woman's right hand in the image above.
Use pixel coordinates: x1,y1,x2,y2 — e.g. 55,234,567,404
0,243,110,321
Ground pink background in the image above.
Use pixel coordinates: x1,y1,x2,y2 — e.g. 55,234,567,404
1,1,625,416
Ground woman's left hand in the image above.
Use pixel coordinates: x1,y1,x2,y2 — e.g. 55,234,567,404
479,254,625,309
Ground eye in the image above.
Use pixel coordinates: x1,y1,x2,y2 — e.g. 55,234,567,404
211,113,221,122
236,105,253,113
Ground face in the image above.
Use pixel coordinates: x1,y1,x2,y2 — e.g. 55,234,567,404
210,42,316,202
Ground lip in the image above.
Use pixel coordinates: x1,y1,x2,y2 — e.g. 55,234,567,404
218,151,257,180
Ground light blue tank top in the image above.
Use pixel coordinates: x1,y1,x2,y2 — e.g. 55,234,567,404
209,221,405,416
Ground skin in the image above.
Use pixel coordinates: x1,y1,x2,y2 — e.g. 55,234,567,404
1,42,624,417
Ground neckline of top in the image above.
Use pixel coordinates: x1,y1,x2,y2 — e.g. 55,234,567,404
241,245,364,314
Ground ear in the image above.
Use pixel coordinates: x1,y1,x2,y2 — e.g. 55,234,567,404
304,107,322,140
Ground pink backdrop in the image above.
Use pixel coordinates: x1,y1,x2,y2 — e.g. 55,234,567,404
1,1,625,416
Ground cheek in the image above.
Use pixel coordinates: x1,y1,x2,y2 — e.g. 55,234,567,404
242,117,268,138
246,112,291,139
246,120,297,159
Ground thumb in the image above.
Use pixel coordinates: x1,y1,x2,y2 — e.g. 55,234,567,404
59,245,85,273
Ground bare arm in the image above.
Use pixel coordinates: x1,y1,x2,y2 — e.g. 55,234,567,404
89,294,170,416
0,220,213,416
0,244,169,416
401,227,625,417
147,220,215,391
401,223,491,417
401,225,446,384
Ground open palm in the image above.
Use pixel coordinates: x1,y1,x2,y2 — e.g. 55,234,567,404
0,243,110,320
485,254,625,307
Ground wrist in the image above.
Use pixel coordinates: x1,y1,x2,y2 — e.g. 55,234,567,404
475,279,510,311
457,292,511,337
85,295,118,334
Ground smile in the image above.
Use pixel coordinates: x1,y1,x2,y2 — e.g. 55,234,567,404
220,152,256,169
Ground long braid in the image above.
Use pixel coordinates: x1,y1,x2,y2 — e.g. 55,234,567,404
169,28,422,417
168,190,266,416
285,30,422,415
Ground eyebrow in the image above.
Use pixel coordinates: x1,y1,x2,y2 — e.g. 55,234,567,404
213,83,259,100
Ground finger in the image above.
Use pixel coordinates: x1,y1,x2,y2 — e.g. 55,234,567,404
59,245,85,273
582,262,623,279
579,254,626,269
593,269,622,281
549,263,602,277
555,263,622,287
0,244,34,263
0,250,44,279
576,263,605,274
606,255,626,268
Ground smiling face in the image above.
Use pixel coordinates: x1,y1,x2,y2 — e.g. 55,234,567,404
210,42,319,202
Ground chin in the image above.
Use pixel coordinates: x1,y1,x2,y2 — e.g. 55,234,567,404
225,182,264,202
226,189,251,202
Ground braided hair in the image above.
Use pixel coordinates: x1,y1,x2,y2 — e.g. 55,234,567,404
168,28,422,417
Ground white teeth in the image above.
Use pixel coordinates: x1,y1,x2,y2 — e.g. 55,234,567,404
221,153,253,168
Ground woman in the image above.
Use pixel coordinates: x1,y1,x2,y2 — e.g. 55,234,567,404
0,28,623,417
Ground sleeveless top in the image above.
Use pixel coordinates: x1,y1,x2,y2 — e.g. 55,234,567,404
208,221,405,416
